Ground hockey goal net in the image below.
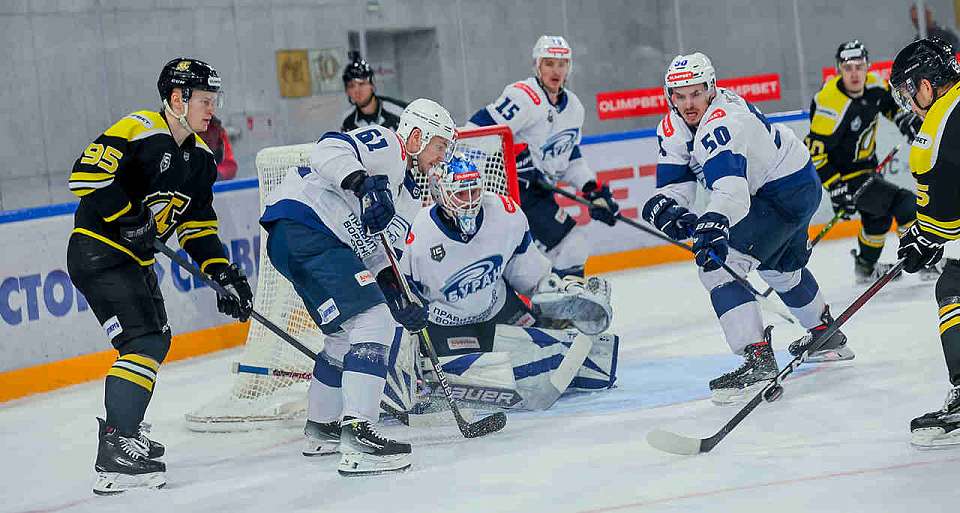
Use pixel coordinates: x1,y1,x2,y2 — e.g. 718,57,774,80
185,125,518,431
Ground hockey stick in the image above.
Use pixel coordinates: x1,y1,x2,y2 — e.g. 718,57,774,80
378,233,507,438
541,181,794,324
153,241,414,426
646,258,905,455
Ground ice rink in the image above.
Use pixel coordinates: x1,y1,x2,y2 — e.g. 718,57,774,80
3,236,959,513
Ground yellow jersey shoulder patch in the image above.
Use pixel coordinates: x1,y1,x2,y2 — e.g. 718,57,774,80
194,133,214,155
810,76,850,136
909,81,960,176
104,110,170,142
864,72,889,91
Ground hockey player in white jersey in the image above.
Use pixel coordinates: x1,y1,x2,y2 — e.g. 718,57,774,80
399,152,619,410
641,53,851,404
259,98,455,476
467,35,619,277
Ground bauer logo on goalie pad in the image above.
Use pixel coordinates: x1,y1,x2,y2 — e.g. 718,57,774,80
430,244,445,262
354,270,375,286
318,298,340,325
102,315,123,339
447,384,523,408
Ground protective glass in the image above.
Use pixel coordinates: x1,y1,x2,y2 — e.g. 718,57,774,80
892,79,917,111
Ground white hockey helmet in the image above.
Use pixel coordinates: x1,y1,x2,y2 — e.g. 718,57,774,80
428,152,484,235
396,98,456,157
533,35,573,77
663,52,716,108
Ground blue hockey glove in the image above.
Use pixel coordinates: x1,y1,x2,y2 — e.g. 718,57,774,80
376,268,429,332
692,212,730,272
642,194,697,241
352,174,395,235
582,181,620,226
898,223,944,274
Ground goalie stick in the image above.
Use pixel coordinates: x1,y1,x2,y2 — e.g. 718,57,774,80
541,180,794,324
154,241,415,427
646,258,905,455
378,234,507,438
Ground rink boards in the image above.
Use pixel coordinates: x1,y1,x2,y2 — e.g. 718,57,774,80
0,111,914,400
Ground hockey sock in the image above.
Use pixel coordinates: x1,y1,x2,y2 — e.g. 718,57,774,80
857,228,886,266
342,342,392,421
709,281,764,354
937,296,960,386
104,353,159,434
764,268,825,329
308,355,343,423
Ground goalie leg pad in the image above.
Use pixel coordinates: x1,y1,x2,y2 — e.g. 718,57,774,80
423,351,523,408
570,332,620,391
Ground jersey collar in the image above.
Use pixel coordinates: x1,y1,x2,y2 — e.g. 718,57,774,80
429,205,485,243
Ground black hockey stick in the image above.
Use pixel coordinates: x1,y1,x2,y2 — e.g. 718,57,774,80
378,234,507,438
646,258,905,455
153,241,413,426
542,181,794,324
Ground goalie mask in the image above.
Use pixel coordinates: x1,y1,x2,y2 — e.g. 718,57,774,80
429,154,484,236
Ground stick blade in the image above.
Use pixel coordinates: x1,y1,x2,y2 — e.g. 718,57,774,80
463,412,507,438
646,428,703,455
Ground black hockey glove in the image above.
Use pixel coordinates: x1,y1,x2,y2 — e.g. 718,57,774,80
894,110,923,144
113,207,157,256
345,172,396,235
582,181,620,226
827,181,857,220
642,194,697,241
212,263,254,322
897,223,944,274
376,268,429,332
692,212,730,273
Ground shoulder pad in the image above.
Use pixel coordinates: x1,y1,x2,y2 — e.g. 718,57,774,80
910,82,960,175
810,77,849,136
865,72,889,90
104,110,169,141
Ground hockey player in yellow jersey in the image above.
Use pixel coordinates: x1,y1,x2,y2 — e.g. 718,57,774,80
66,58,254,493
890,37,960,448
806,40,931,283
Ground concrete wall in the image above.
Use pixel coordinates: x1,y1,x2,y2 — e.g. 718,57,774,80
0,0,954,210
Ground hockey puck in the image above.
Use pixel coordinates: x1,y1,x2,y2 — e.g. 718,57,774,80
763,384,783,403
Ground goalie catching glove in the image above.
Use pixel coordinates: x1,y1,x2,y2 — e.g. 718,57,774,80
530,274,612,335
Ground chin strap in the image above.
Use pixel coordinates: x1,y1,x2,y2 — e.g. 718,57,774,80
163,98,195,135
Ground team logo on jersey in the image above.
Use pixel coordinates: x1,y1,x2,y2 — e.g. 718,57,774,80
160,153,171,174
442,255,504,303
144,191,192,237
182,151,190,162
851,116,862,131
431,244,446,262
540,128,579,160
547,110,554,123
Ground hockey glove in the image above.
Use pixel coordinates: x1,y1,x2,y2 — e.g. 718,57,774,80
642,194,697,241
212,263,254,321
898,223,944,274
894,110,923,144
114,207,158,256
827,181,857,220
376,268,429,332
582,181,620,226
692,212,730,272
349,173,395,236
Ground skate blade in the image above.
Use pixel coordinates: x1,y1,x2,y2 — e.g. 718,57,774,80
911,427,960,449
302,440,340,457
337,452,411,477
710,380,771,406
93,471,166,495
804,346,855,363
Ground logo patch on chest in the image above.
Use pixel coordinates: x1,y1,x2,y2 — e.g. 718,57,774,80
851,116,861,131
160,153,171,174
431,244,446,262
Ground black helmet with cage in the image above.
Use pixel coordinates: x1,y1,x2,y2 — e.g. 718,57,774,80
890,37,960,111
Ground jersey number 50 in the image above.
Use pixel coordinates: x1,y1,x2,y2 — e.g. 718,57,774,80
700,126,731,153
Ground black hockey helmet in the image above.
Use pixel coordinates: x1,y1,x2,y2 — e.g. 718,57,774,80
836,40,869,66
157,57,222,103
342,51,374,85
890,37,960,110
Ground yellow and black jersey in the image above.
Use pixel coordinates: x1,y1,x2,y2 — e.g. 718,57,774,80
805,72,900,189
908,81,960,243
69,110,228,272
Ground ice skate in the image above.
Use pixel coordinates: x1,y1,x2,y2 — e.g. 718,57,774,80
852,250,902,285
93,418,166,495
337,416,411,476
911,386,960,448
137,421,164,459
788,307,854,362
919,262,943,282
709,327,778,405
302,419,341,457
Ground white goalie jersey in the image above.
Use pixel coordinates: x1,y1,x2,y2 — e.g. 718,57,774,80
260,125,422,273
656,88,812,225
400,192,552,326
468,77,593,188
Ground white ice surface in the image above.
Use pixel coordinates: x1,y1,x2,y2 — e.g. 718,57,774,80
3,237,960,513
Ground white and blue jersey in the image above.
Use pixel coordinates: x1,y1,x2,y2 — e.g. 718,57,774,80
260,125,423,274
400,193,552,326
468,77,593,189
655,88,815,227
